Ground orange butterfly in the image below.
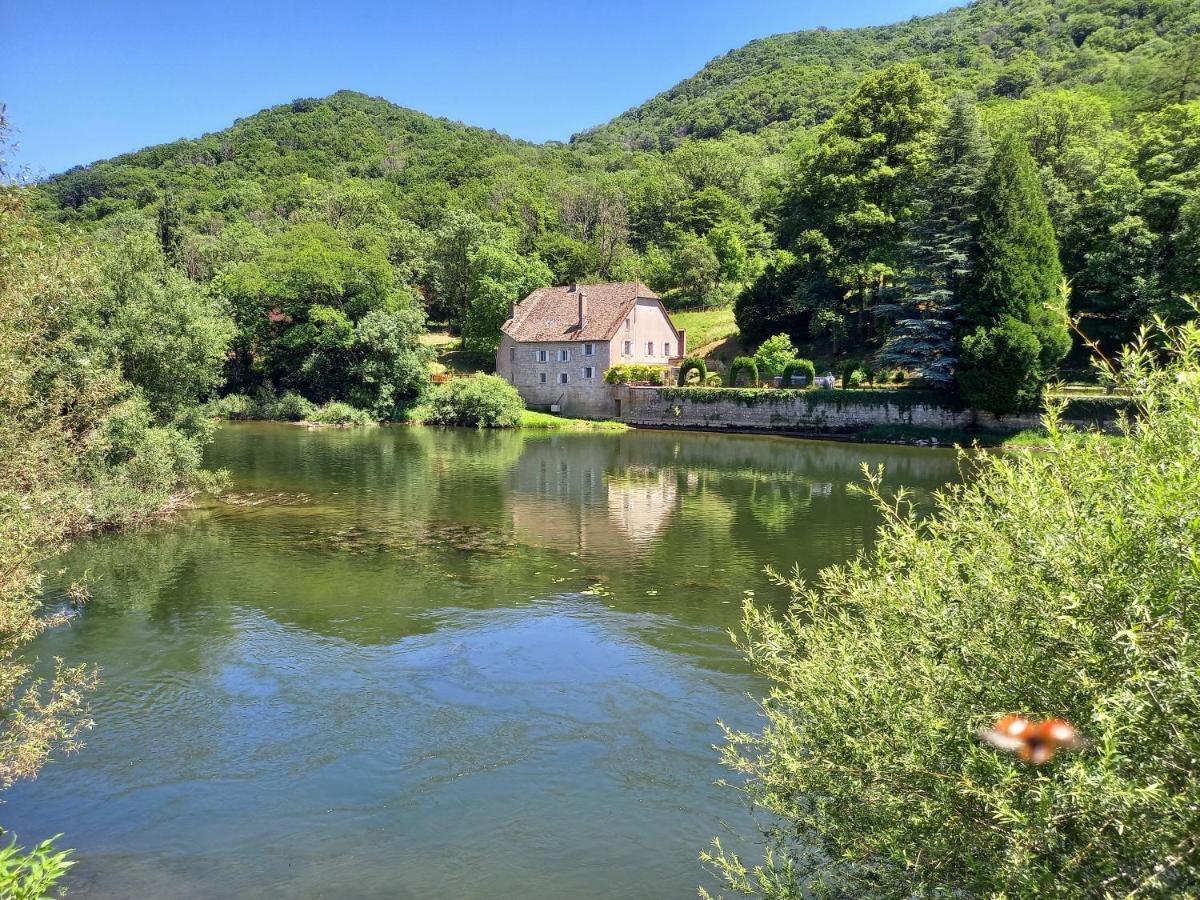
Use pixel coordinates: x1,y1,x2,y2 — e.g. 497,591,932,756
978,715,1085,765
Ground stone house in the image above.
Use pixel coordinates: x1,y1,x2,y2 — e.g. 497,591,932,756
496,282,685,417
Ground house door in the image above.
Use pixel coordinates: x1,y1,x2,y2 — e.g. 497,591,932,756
614,398,622,418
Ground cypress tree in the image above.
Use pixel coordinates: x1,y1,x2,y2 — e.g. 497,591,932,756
879,94,990,386
957,131,1070,412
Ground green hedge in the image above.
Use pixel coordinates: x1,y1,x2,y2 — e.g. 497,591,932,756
1061,395,1136,421
604,363,667,385
659,386,968,412
780,358,817,388
727,356,759,387
678,356,708,386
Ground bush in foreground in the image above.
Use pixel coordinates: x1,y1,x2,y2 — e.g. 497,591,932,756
419,374,524,428
705,320,1200,897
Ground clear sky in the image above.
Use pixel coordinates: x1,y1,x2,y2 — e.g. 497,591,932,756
3,0,954,177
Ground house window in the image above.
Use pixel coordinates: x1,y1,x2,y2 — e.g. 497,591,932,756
539,372,547,384
509,347,515,363
646,341,655,356
557,349,570,362
583,366,595,379
584,343,594,356
663,342,672,357
558,372,569,384
623,340,632,355
624,318,630,330
536,349,548,363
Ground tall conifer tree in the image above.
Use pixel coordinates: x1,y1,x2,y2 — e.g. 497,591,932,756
958,132,1069,413
878,94,989,385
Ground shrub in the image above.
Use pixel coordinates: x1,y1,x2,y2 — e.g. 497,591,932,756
204,393,257,420
754,333,797,376
958,317,1043,414
705,372,723,387
705,320,1200,898
780,358,816,389
420,373,524,428
604,364,667,385
727,356,759,387
266,391,316,422
841,360,863,388
309,401,376,426
678,356,708,386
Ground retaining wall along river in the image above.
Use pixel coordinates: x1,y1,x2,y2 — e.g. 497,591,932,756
617,386,1128,434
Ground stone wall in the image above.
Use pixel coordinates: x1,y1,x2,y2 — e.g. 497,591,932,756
617,386,1123,434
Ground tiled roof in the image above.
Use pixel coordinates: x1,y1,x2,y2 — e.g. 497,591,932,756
502,282,666,343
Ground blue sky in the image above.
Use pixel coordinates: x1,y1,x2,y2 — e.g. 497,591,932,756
3,0,953,176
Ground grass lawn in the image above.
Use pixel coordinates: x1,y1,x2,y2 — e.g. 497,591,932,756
673,307,738,353
520,410,628,431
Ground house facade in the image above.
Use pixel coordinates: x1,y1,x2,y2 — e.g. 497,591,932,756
496,282,685,418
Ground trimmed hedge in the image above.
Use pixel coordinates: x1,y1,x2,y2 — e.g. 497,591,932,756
604,363,668,385
780,358,817,389
1061,395,1136,421
658,386,969,412
678,356,708,386
727,356,760,387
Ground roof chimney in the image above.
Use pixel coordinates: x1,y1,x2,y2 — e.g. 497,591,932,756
577,288,587,331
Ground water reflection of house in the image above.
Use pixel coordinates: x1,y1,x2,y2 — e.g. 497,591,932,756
507,445,679,556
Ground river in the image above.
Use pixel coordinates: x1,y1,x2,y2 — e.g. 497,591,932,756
7,423,960,898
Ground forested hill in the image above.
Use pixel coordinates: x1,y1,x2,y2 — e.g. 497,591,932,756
573,0,1200,149
36,90,565,227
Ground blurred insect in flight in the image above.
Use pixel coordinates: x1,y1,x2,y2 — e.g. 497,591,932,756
978,715,1085,765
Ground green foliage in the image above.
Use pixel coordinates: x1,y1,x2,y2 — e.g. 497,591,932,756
418,374,524,428
753,333,796,377
958,318,1044,414
957,133,1069,409
780,358,816,388
879,94,990,385
461,241,553,356
577,0,1200,150
1,167,228,874
678,356,708,386
0,835,73,900
727,356,760,387
309,401,376,426
604,364,668,385
706,320,1200,897
204,389,316,422
963,133,1068,357
841,360,864,389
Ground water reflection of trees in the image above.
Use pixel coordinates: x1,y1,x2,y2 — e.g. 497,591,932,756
45,426,960,653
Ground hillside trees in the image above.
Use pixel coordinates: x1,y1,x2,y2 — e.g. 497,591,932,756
216,222,432,410
740,64,945,344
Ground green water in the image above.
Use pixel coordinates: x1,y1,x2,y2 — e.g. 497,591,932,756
8,423,959,899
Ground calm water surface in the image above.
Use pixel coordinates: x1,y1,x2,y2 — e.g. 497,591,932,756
8,424,959,899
